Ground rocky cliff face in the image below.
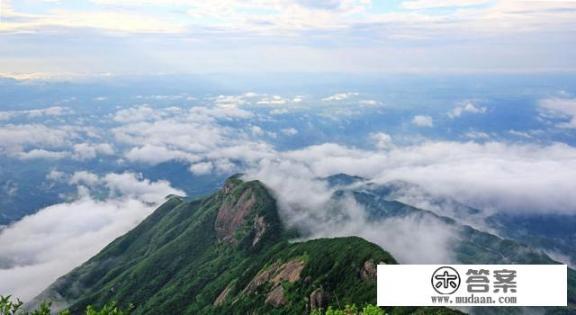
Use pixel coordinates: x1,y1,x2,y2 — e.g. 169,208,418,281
213,177,277,251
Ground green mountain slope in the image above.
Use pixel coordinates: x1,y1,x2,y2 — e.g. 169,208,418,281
32,176,460,315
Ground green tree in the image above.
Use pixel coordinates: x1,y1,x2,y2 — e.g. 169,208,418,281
0,295,23,315
0,296,128,315
85,303,128,315
314,304,385,315
362,304,385,315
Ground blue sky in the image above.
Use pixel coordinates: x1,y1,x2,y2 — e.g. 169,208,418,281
1,0,576,77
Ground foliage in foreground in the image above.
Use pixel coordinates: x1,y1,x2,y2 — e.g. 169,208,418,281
0,296,129,315
3,297,457,315
311,304,384,315
311,304,464,315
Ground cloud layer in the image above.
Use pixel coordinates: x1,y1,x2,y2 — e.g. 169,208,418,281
0,172,183,301
540,97,576,128
2,89,576,303
266,141,576,214
1,0,576,74
88,98,576,216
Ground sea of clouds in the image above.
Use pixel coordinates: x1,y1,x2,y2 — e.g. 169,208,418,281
1,93,576,301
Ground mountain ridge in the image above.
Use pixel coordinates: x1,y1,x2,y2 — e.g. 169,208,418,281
30,174,575,314
31,175,461,314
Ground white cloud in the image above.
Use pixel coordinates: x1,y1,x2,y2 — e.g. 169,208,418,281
189,161,214,175
370,132,393,150
250,125,265,136
242,140,576,215
113,105,163,123
2,0,576,75
270,108,290,115
256,95,289,106
539,97,576,128
17,149,69,160
411,115,434,127
464,131,490,140
213,159,237,173
2,181,18,198
0,126,115,161
6,142,114,161
113,119,227,154
402,0,490,10
72,143,115,160
0,106,70,121
112,104,271,168
124,145,199,164
214,93,300,108
359,99,380,107
235,138,576,264
358,214,458,264
292,96,304,103
69,171,101,186
13,101,574,218
0,172,183,302
0,198,153,301
0,7,186,34
322,92,359,102
46,170,66,182
103,172,182,203
448,101,487,118
508,130,532,138
244,157,458,264
213,95,248,108
0,124,74,155
281,128,298,136
0,124,110,160
67,171,183,204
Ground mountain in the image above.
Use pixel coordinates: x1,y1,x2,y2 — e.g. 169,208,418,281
486,212,576,267
31,175,461,315
348,188,553,265
329,174,576,267
325,174,576,314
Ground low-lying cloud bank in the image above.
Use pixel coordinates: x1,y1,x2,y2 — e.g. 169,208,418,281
539,97,576,129
0,172,183,301
3,137,576,300
108,103,576,215
246,141,576,215
244,165,459,264
4,98,576,217
3,98,576,302
242,139,576,263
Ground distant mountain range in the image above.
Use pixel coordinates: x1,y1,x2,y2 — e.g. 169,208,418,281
325,174,576,314
325,173,576,267
30,175,575,314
